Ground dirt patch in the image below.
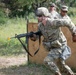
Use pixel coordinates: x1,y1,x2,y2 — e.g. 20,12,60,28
0,54,53,75
0,54,27,69
0,54,68,75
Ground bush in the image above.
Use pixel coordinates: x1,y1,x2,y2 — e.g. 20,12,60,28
68,7,76,17
0,10,8,25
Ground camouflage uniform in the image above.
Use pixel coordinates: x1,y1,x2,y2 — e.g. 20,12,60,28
35,7,76,75
38,18,76,74
54,6,75,75
58,5,71,21
49,3,59,19
49,10,59,19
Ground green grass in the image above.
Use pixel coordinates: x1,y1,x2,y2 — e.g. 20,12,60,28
0,16,38,56
0,17,27,56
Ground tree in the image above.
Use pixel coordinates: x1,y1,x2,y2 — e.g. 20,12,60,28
0,0,76,17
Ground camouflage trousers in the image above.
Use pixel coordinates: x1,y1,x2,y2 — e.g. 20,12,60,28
44,47,74,74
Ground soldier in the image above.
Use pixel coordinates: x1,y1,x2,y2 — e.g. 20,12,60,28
49,3,59,19
58,5,71,21
30,7,76,75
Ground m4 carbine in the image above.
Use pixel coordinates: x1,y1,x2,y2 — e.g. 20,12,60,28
8,31,42,57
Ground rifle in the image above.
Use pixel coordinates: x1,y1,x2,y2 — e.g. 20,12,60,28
8,31,41,57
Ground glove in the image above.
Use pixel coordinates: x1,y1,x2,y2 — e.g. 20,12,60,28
72,33,76,42
29,31,34,37
30,34,37,41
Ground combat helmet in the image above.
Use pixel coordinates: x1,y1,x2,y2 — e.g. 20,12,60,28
36,7,50,17
61,5,68,12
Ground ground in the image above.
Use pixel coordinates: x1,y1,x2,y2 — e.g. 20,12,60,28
0,54,52,75
0,55,75,75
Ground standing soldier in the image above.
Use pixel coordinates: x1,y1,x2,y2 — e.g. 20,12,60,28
49,3,59,19
30,7,76,75
58,5,71,21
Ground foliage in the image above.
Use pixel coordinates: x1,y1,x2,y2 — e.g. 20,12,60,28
68,7,76,18
0,9,8,24
0,0,76,17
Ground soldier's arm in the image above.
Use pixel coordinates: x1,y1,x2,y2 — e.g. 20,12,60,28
52,19,76,42
52,19,76,33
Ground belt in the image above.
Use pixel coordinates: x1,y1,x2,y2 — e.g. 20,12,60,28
43,38,55,42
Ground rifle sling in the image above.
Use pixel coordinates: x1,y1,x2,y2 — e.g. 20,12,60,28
34,35,41,55
17,38,33,57
17,35,41,57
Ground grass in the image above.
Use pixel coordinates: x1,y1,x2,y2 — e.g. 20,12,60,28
0,17,27,56
0,16,38,56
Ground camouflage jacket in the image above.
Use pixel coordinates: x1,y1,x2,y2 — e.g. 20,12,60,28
38,18,76,47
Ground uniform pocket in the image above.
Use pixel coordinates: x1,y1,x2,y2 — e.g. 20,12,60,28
51,40,62,47
61,46,71,60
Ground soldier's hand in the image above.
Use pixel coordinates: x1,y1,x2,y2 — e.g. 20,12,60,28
30,34,37,41
72,33,76,42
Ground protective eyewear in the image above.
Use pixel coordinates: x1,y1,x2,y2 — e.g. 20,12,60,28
37,15,43,17
62,10,67,13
